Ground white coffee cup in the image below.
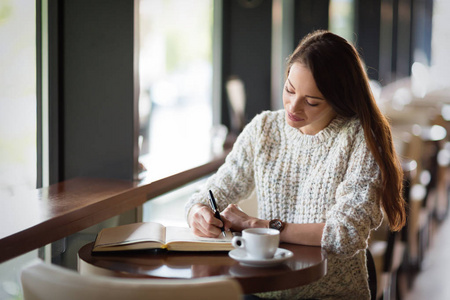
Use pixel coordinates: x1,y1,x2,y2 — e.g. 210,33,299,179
231,228,280,259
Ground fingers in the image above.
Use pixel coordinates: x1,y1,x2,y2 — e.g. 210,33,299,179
222,203,247,219
188,204,225,238
221,215,233,231
222,203,257,232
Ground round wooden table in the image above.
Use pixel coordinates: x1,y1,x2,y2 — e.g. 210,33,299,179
78,242,327,293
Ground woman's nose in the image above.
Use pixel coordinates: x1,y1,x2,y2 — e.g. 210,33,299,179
290,96,305,111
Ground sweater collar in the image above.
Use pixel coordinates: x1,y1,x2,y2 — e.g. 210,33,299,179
284,114,349,146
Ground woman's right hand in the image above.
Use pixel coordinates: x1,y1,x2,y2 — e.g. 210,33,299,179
188,203,230,238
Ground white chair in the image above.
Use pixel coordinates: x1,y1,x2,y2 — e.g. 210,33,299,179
21,260,242,300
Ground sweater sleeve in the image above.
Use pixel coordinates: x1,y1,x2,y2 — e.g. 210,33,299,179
321,126,384,257
184,113,262,221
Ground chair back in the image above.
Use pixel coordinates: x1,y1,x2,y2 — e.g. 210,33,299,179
21,260,242,300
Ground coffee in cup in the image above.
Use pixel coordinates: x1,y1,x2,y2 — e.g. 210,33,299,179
231,228,280,259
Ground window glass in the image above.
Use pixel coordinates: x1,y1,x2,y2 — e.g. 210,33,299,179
138,0,214,180
431,0,450,88
0,1,38,298
0,1,37,195
329,0,354,42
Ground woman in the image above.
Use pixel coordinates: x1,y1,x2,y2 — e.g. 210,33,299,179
185,30,406,299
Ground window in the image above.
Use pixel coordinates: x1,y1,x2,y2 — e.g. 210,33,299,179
138,0,216,181
0,1,38,298
139,0,217,225
431,0,450,88
329,0,355,42
0,0,37,197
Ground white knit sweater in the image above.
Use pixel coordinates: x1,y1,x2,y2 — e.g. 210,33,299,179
185,110,383,299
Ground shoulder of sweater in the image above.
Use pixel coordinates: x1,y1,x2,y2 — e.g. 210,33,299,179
339,116,364,136
330,116,366,148
247,110,284,129
234,111,282,146
252,110,283,121
337,117,373,156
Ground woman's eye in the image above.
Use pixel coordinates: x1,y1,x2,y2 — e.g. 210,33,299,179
305,99,319,107
284,86,294,94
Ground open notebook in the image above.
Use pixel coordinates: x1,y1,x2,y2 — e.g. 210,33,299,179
92,222,234,252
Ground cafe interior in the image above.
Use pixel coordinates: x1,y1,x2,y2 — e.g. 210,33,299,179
1,0,450,299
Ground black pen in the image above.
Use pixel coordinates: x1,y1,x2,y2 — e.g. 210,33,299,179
208,190,227,237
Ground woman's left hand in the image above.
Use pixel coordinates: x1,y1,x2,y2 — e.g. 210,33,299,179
221,203,268,232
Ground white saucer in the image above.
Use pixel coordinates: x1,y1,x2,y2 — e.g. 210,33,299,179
228,248,293,267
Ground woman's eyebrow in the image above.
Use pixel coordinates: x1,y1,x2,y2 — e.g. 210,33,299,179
306,95,325,100
287,78,295,90
287,78,325,100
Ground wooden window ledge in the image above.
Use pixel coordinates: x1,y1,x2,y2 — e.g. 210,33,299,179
0,151,229,263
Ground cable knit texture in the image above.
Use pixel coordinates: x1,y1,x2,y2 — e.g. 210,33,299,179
185,110,383,299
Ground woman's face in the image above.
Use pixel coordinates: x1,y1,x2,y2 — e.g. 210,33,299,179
283,63,337,135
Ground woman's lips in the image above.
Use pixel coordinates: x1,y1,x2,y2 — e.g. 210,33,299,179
287,112,304,122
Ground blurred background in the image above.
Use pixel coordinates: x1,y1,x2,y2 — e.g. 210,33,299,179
1,0,450,299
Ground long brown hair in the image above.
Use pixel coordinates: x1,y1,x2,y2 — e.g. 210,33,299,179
287,30,406,231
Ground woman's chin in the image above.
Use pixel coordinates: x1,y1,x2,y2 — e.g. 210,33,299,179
286,121,303,130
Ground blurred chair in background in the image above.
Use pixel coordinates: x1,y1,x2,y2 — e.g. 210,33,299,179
21,260,242,300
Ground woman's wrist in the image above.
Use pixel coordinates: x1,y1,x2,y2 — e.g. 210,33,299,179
249,218,270,229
